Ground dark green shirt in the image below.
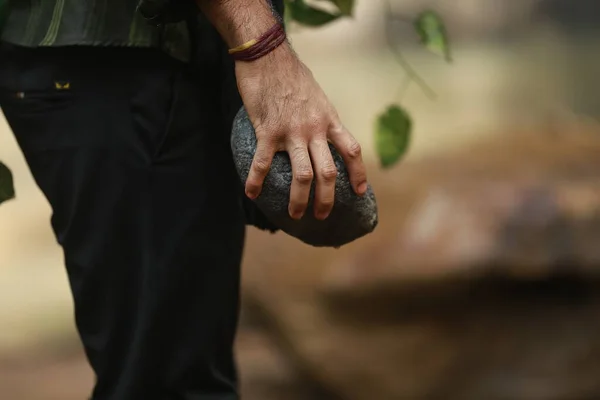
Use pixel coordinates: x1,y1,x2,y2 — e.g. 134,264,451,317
0,0,191,61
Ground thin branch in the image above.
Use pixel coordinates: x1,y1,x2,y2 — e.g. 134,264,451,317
383,0,437,101
396,74,412,102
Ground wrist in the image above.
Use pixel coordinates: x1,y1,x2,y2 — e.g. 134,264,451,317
229,22,287,62
234,42,297,71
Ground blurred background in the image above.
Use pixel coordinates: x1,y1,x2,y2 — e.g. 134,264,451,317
2,0,600,398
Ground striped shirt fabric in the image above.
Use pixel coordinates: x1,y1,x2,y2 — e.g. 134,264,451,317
0,0,191,61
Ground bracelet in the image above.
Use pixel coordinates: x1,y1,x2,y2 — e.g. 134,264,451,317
228,23,286,62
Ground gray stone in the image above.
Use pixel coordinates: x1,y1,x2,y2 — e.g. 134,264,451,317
231,107,378,248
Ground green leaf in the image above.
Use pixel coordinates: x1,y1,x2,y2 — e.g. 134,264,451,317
285,0,342,27
317,0,355,16
0,161,15,205
414,10,452,63
375,105,412,168
283,0,294,26
332,0,355,16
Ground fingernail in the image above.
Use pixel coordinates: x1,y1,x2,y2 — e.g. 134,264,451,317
246,189,257,199
357,182,368,195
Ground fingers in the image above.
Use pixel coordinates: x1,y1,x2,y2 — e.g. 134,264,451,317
328,123,368,196
287,140,313,220
245,140,275,199
309,139,337,220
245,114,363,222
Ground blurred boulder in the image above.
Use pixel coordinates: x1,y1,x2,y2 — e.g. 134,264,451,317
533,0,600,34
241,124,600,400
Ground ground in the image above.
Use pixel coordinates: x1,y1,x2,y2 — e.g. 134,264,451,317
0,326,322,400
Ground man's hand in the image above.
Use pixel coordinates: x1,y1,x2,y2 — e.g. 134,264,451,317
235,45,367,220
198,0,368,220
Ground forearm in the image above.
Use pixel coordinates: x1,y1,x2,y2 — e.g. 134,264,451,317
196,0,283,49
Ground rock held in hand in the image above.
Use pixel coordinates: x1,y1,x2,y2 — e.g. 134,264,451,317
231,107,378,248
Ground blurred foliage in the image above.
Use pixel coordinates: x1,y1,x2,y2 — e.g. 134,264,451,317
284,0,451,168
326,0,355,16
414,10,452,63
1,1,12,205
285,1,343,26
375,105,412,168
0,161,15,205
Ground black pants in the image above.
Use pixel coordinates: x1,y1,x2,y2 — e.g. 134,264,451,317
0,42,246,399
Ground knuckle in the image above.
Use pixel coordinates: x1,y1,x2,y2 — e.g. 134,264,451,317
288,118,303,134
320,164,338,182
306,115,326,132
253,158,271,174
256,123,283,141
329,120,344,134
347,141,362,159
356,168,367,179
254,124,270,138
295,169,314,184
